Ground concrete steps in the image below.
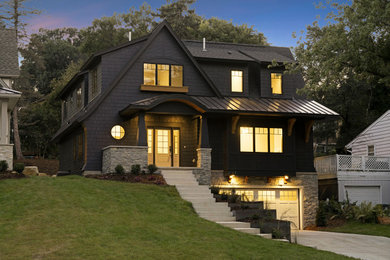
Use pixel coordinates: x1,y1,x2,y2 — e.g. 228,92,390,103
161,169,261,236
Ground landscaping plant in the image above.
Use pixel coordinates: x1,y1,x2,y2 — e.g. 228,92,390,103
131,164,141,175
0,160,8,172
147,164,158,174
115,164,125,175
13,163,25,174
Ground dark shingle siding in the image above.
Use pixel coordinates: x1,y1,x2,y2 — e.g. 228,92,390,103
0,29,19,76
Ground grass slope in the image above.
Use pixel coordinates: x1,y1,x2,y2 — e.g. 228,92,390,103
323,221,390,238
0,176,351,259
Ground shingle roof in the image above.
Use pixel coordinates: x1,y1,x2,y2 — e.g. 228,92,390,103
121,94,339,118
0,29,19,77
183,40,294,63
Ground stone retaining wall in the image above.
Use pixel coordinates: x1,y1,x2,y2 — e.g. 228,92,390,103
102,146,148,174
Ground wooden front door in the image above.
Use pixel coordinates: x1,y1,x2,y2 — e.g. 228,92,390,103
148,128,180,167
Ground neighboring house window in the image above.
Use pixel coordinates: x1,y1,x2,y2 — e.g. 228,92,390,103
91,68,98,98
231,70,243,92
368,145,375,156
157,64,170,86
171,65,183,87
240,127,283,153
271,73,282,94
143,63,183,87
76,87,82,109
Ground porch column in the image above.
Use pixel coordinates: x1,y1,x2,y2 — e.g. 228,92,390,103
199,115,210,148
1,99,8,144
137,111,147,146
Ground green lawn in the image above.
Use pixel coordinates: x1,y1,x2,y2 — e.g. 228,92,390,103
323,221,390,238
0,176,351,259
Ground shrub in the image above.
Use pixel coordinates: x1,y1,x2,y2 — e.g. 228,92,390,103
14,163,25,174
147,164,158,174
134,176,141,182
115,164,125,175
354,202,376,223
316,201,328,226
0,160,8,172
272,228,284,239
131,164,141,175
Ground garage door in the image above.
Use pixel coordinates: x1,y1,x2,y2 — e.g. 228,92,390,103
345,186,380,205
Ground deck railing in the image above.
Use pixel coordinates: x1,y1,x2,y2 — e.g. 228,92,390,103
315,155,390,175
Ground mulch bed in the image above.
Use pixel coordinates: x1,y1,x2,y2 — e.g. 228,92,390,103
305,218,347,230
86,173,167,186
14,159,59,175
0,171,26,180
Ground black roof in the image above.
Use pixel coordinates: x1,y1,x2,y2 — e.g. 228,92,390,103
120,94,338,118
0,29,19,77
183,40,294,63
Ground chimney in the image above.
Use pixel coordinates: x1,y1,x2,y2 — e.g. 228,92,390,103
128,31,132,41
202,37,206,51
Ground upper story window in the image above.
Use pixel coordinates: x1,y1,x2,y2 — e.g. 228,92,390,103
271,73,282,94
368,145,375,156
240,126,283,153
144,63,183,87
231,70,243,92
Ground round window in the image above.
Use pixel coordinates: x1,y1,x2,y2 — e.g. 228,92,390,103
111,125,125,140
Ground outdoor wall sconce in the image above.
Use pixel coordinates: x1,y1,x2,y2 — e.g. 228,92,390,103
228,174,239,185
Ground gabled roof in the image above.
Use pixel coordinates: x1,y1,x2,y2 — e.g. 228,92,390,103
0,29,19,77
120,94,339,118
183,40,294,63
346,110,390,149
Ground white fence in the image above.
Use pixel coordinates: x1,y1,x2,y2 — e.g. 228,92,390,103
315,155,390,175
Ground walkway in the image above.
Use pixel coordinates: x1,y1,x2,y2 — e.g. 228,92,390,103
296,230,390,260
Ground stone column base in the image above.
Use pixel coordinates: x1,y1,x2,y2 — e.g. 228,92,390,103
102,145,148,174
194,148,212,185
0,144,13,169
296,172,318,229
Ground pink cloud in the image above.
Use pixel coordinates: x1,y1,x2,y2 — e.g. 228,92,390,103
27,15,71,34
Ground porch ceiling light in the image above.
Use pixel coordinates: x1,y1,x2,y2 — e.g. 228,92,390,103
111,125,125,140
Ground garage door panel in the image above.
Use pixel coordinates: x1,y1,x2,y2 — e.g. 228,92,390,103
345,186,380,205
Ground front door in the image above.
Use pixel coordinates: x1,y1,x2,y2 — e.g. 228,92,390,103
148,128,180,167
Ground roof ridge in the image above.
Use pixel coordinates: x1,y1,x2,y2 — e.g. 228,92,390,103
183,39,290,49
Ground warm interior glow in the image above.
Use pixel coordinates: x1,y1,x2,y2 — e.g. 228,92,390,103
157,129,169,154
255,127,268,152
111,125,125,140
171,65,183,86
147,129,153,153
240,127,253,152
144,63,156,85
231,70,243,92
173,129,179,155
270,128,283,153
271,73,282,94
157,64,170,86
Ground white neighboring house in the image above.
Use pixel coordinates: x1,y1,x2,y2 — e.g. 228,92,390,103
315,110,390,205
0,29,22,168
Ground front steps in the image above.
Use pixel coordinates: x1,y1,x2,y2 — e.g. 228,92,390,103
161,169,261,236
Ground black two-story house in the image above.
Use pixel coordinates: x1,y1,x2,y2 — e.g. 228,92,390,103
53,21,337,229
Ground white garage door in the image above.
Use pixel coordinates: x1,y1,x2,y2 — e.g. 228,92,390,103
345,186,380,205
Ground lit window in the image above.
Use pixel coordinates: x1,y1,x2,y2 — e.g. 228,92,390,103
256,190,275,202
255,127,268,152
76,87,82,108
111,125,125,140
270,128,283,153
280,190,297,201
144,63,156,85
240,127,253,152
147,129,153,154
157,129,169,154
171,65,183,87
231,70,243,92
368,145,375,156
173,129,179,155
271,73,282,94
236,190,254,201
157,64,170,86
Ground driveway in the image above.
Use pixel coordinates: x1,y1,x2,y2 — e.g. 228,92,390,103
295,230,390,260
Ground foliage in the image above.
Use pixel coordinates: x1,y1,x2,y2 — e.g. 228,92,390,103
316,200,328,226
13,163,24,174
291,0,390,152
131,164,141,175
114,164,125,175
0,160,8,172
354,202,376,223
147,164,158,174
271,228,284,239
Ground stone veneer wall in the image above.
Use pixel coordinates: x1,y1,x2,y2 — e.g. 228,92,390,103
210,171,318,229
102,146,148,174
0,144,13,169
193,148,212,185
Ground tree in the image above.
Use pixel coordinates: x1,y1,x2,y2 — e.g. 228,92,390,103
0,0,40,159
290,0,390,152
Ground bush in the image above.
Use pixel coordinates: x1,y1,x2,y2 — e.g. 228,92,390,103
272,228,284,239
14,163,25,174
115,164,125,175
0,160,8,172
147,164,158,174
354,202,376,223
316,200,328,226
131,164,141,175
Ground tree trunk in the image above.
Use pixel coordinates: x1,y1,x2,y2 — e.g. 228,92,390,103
12,106,23,159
